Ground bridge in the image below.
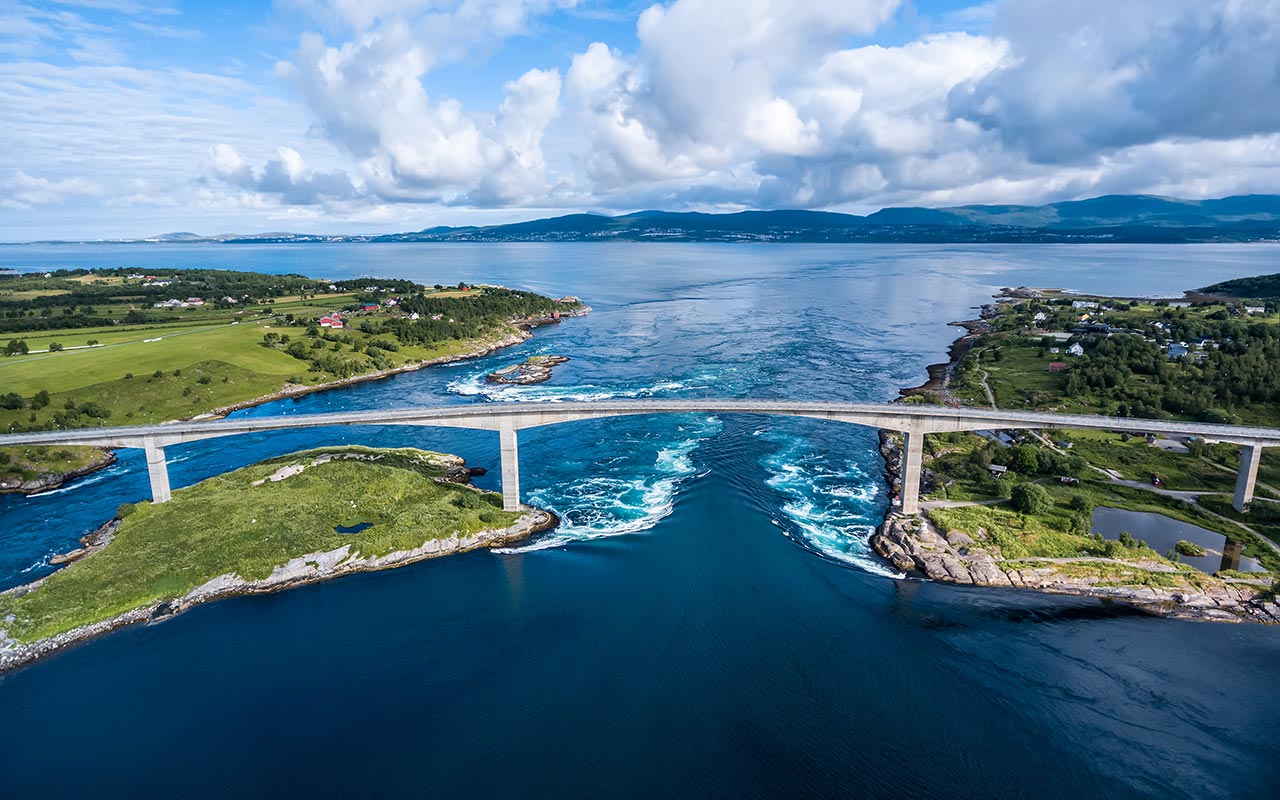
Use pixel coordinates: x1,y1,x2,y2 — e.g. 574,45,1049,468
3,400,1279,516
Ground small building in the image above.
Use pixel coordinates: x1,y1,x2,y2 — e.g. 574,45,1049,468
1166,342,1189,360
185,297,204,306
1169,301,1191,309
1245,305,1266,315
360,303,380,311
1071,300,1098,310
330,320,344,330
1047,361,1067,372
408,312,420,320
1059,476,1080,485
989,464,1008,478
319,316,333,327
1066,343,1085,357
1033,311,1047,323
1048,347,1060,354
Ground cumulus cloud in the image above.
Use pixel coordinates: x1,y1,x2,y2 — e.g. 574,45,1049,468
277,0,574,205
950,0,1280,163
0,170,106,209
204,144,361,205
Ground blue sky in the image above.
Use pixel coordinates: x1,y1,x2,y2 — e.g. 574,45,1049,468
1,0,1278,239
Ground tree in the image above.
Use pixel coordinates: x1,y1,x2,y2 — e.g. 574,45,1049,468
4,338,28,356
1009,444,1039,475
1010,482,1052,515
48,342,63,351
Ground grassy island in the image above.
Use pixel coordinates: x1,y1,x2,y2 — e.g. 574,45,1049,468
0,447,542,664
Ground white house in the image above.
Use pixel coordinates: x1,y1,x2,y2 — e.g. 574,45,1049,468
1066,343,1085,357
1245,305,1266,315
1071,300,1098,310
1033,312,1047,323
1048,347,1060,354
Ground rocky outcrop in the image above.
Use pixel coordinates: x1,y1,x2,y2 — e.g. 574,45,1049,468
487,355,569,385
872,514,1280,623
0,507,557,673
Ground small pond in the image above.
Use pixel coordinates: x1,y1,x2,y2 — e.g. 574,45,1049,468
335,522,374,535
1090,507,1266,574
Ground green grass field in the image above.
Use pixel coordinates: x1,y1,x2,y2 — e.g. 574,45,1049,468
0,447,522,643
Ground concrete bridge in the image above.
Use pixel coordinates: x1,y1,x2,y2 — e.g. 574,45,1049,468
3,400,1279,515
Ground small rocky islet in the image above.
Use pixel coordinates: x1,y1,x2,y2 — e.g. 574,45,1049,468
487,355,570,385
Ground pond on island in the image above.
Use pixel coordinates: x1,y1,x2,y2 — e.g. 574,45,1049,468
335,522,374,534
1090,507,1266,574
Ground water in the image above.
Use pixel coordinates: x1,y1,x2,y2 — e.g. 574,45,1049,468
1092,507,1267,574
2,243,1280,798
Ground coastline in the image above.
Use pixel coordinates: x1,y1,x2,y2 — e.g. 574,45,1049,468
2,305,591,496
871,296,1280,623
0,504,559,674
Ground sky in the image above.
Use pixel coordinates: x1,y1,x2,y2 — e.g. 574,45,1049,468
1,0,1279,239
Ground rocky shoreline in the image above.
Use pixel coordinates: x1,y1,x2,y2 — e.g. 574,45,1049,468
870,294,1279,623
0,505,558,674
488,355,570,385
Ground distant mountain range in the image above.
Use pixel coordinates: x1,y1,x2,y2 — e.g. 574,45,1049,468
20,194,1280,245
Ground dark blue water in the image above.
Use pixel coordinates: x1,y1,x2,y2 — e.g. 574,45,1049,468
2,243,1279,798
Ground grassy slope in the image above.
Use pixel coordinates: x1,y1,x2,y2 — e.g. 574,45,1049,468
0,447,521,643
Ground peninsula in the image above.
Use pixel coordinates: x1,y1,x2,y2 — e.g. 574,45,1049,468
874,275,1280,621
0,269,588,488
0,446,555,672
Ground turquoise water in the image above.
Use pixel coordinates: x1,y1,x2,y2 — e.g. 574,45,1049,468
1,243,1279,798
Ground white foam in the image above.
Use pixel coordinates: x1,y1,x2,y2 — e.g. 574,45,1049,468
494,416,720,553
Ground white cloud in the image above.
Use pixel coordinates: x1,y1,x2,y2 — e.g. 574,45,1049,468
0,170,105,208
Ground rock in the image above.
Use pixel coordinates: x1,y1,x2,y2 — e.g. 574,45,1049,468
487,355,570,385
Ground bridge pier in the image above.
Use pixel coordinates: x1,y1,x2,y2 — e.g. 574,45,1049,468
144,438,172,504
900,430,923,515
499,422,520,512
1220,538,1244,572
1233,443,1263,512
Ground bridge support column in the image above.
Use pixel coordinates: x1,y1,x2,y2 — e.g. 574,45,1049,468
499,421,520,512
143,438,171,504
1233,444,1262,512
1220,538,1244,572
900,430,924,516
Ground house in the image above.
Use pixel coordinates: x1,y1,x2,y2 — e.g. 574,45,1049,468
1166,342,1189,359
319,316,334,327
185,297,204,306
330,319,344,329
1192,336,1214,349
153,299,184,309
989,464,1008,478
384,298,398,307
1066,343,1084,357
1071,300,1098,310
1047,362,1067,372
360,303,380,311
1245,305,1266,315
1033,311,1047,323
408,312,420,321
221,296,236,304
328,284,339,291
1169,301,1191,308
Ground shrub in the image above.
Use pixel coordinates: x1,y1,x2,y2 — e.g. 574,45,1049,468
153,370,164,378
116,502,137,518
196,375,212,385
1175,539,1207,557
1010,482,1052,515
